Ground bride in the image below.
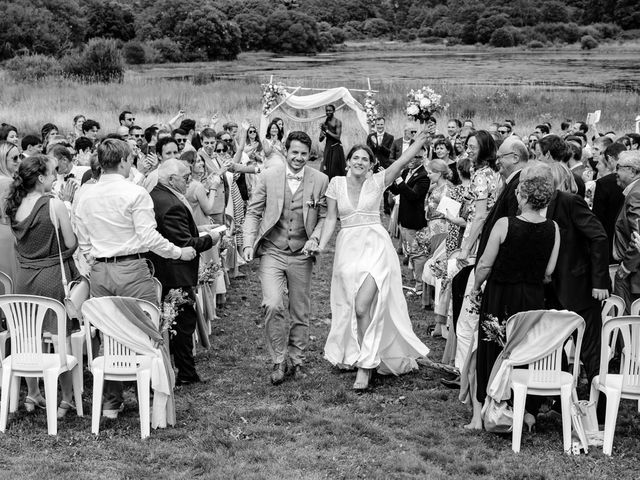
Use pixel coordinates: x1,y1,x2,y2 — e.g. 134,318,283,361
317,130,430,390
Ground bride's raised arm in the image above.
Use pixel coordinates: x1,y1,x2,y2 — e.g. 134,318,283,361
317,197,338,253
383,130,429,187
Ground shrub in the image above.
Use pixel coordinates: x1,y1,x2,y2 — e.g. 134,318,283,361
421,36,444,44
581,35,598,50
397,28,417,42
123,41,146,64
590,22,622,39
490,27,515,47
5,54,61,82
61,38,124,83
527,40,545,49
363,18,391,38
147,39,182,63
329,27,345,44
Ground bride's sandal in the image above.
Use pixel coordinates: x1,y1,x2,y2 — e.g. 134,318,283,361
25,394,47,413
57,400,76,420
353,368,372,391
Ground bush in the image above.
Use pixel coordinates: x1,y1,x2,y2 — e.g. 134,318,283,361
581,35,599,50
147,39,182,63
421,36,444,44
590,22,622,39
123,41,146,64
527,40,545,49
490,27,515,47
5,54,61,82
363,18,391,38
397,28,417,42
329,27,345,44
61,38,124,83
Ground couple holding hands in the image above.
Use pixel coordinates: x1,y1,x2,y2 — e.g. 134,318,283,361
243,129,429,390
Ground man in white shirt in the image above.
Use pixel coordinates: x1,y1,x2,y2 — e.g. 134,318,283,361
75,138,196,418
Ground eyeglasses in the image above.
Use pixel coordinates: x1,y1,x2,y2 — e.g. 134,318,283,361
175,139,187,143
498,130,509,134
215,149,225,153
616,164,633,171
248,130,257,134
126,117,135,122
133,134,143,138
497,152,518,160
223,138,233,143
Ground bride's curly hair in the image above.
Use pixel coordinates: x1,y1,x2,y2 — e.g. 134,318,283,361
346,144,377,169
5,154,49,222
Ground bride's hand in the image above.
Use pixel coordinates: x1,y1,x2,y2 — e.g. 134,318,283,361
302,239,320,257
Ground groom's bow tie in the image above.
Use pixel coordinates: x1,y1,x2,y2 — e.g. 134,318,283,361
287,173,303,181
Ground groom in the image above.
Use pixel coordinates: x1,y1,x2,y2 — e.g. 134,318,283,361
243,131,329,385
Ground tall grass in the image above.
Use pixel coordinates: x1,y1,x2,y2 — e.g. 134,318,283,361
0,73,638,148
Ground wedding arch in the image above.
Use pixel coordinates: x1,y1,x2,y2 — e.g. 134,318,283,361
259,77,378,138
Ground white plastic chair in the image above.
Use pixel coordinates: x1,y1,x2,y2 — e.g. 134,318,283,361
590,313,640,455
0,295,83,435
510,313,585,453
83,297,159,439
0,271,14,361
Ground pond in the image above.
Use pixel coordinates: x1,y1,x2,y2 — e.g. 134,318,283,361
128,43,640,92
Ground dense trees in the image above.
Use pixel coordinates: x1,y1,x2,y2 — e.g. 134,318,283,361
0,0,638,64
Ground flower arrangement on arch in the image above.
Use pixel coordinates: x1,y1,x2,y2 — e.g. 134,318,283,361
261,82,288,116
160,288,191,338
364,89,379,129
406,86,448,124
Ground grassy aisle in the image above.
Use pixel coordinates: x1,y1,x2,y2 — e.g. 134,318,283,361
1,234,639,479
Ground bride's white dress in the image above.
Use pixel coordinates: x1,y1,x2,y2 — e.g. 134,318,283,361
324,171,429,374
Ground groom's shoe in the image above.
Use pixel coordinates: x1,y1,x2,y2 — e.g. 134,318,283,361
270,362,287,385
289,364,308,381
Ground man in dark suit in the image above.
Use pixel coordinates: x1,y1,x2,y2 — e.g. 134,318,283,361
388,150,429,301
533,163,610,383
389,123,416,163
613,151,640,312
149,159,220,385
593,142,625,263
366,117,394,213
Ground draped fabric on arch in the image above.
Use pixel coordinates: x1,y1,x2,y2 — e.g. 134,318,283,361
260,87,369,138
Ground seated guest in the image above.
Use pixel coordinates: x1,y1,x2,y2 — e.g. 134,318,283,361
149,159,220,385
593,142,625,263
613,151,640,312
21,135,42,157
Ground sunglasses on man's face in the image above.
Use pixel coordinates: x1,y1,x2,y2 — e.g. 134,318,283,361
133,134,143,138
176,139,187,143
498,130,509,134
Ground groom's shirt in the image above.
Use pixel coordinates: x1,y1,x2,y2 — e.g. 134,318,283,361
286,166,303,194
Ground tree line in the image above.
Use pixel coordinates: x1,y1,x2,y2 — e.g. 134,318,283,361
1,0,639,63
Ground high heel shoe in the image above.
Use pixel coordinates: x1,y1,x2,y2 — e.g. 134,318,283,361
524,413,536,432
57,400,76,420
24,394,46,413
353,368,372,391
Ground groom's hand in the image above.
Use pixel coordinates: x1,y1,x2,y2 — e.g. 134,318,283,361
302,239,319,257
243,246,254,262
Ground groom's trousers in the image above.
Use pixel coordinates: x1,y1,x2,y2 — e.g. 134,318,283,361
258,248,313,366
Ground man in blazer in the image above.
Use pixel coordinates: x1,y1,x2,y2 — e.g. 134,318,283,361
388,150,430,300
535,163,610,383
149,159,220,385
366,117,394,169
613,151,640,312
243,131,329,385
389,123,416,163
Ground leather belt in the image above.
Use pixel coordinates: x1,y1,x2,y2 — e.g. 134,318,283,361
94,253,143,263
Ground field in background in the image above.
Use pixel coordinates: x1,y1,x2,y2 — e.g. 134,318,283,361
1,45,639,149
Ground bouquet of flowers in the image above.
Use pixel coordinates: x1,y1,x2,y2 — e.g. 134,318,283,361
406,86,447,124
481,314,506,347
261,82,288,116
219,234,235,253
198,260,222,284
160,288,190,338
364,89,378,129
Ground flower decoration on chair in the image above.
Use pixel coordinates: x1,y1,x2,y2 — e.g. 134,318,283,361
481,314,506,347
261,82,288,116
406,86,448,124
160,288,190,338
364,89,379,130
198,260,222,285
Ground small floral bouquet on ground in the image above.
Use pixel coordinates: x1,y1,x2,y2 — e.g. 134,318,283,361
364,89,378,129
160,288,190,338
219,234,235,253
261,82,288,116
198,260,222,285
481,314,506,347
406,86,447,124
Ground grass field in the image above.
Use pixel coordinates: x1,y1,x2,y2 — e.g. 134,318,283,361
1,233,639,479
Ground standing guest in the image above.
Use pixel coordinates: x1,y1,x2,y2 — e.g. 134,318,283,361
172,129,189,153
463,120,474,129
432,138,459,186
497,123,512,140
178,119,198,152
446,119,462,145
68,115,85,144
627,133,640,150
48,144,79,204
454,127,474,161
197,130,228,224
0,141,20,282
6,155,78,417
0,124,18,146
41,123,58,152
471,164,560,430
81,119,101,145
534,124,550,138
263,120,286,169
536,135,580,195
149,159,219,385
545,160,610,385
143,136,179,192
74,138,196,418
390,123,417,163
387,147,430,301
243,131,329,385
366,117,394,169
318,138,430,390
592,142,626,263
319,104,346,179
118,111,135,129
21,135,43,158
613,151,640,312
129,126,145,149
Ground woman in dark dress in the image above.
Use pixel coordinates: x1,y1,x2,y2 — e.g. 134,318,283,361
467,164,560,430
6,155,78,418
319,104,346,179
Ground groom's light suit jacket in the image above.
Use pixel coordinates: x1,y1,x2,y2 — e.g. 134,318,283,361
243,165,329,255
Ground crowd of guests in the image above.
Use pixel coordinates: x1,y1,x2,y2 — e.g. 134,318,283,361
1,109,639,434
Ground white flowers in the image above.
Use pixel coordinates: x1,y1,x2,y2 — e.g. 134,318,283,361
406,86,447,123
261,82,288,116
420,97,431,108
407,104,420,116
364,88,379,129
